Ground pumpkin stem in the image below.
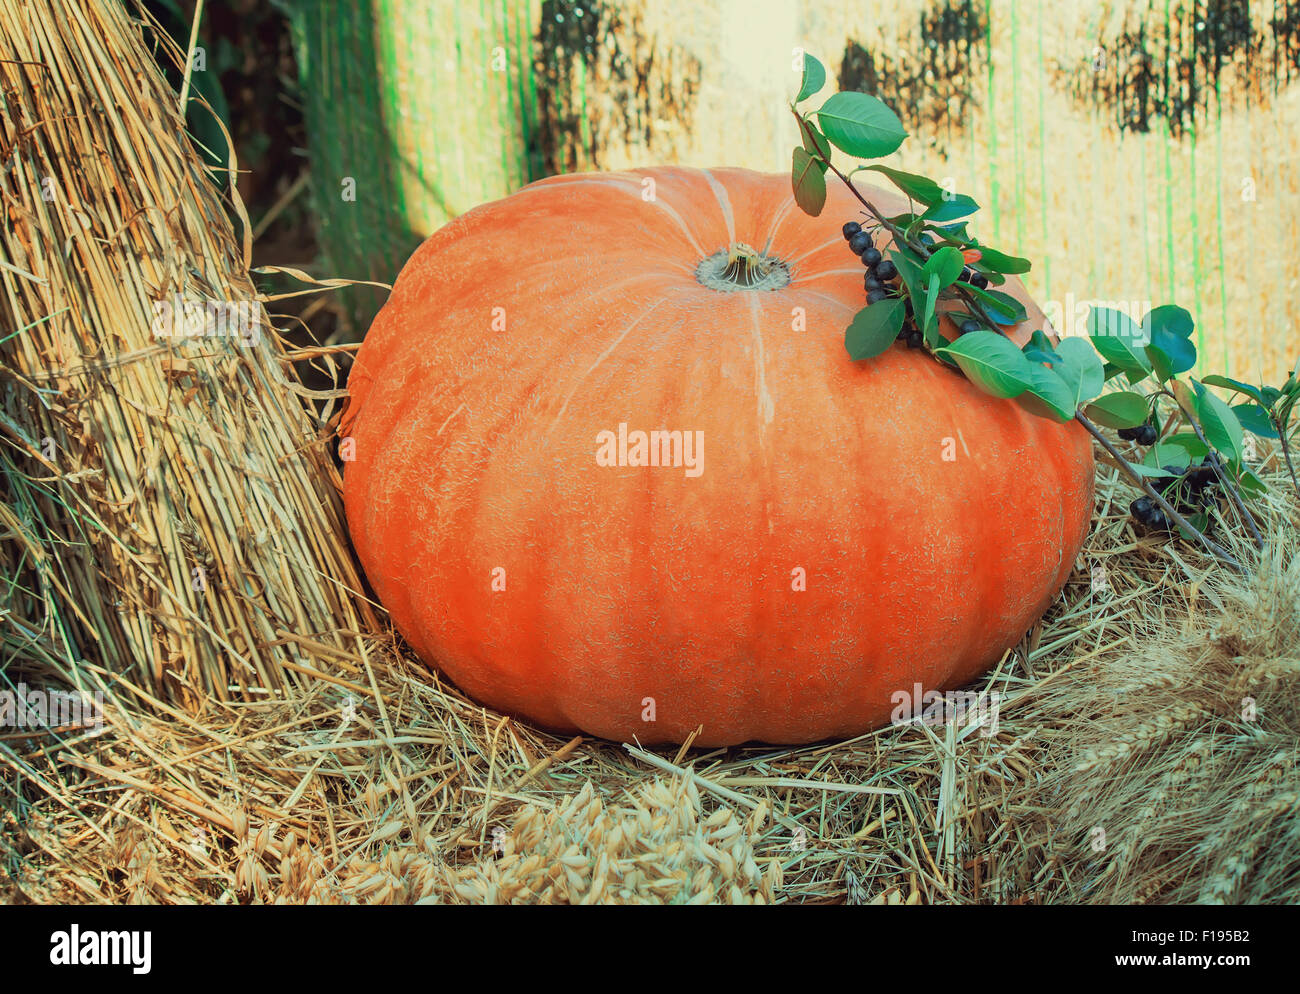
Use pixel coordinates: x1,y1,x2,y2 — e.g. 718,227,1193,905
695,243,790,292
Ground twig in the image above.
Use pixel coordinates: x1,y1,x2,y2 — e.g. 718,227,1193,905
791,110,1003,333
1272,413,1300,497
1074,410,1246,573
1156,389,1265,550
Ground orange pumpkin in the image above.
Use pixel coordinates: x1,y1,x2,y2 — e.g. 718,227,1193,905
342,167,1094,746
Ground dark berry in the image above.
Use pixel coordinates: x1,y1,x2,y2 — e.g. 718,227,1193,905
960,267,975,283
843,221,862,240
849,231,874,255
1146,508,1172,532
970,272,990,289
864,276,882,292
1117,426,1140,441
861,246,883,267
906,330,923,349
959,320,980,336
1130,495,1154,518
875,260,898,281
866,288,889,304
1135,424,1159,446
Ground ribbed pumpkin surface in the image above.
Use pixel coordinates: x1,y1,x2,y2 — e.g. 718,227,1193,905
343,167,1094,746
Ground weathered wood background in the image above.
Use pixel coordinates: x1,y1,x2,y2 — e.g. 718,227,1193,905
294,0,1300,382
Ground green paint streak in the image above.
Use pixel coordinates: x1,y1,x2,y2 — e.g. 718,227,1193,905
481,0,507,197
1036,0,1050,300
452,0,468,204
511,0,532,185
1184,11,1205,367
1139,133,1152,314
525,1,542,180
1189,120,1204,366
578,49,591,156
422,0,444,218
1162,0,1175,304
389,1,427,225
985,0,998,242
1085,4,1103,309
1010,1,1024,254
1214,78,1230,374
373,5,406,197
1162,121,1175,303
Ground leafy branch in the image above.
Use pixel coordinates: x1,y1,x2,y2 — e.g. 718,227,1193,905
788,53,1300,574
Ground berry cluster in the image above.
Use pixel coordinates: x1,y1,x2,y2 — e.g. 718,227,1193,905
1118,422,1159,446
1129,454,1223,533
843,219,989,348
843,221,917,346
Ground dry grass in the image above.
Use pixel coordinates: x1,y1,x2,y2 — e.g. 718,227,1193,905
3,0,1300,905
0,0,376,712
3,457,1297,904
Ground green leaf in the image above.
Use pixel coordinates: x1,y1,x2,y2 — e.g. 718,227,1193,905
1142,442,1193,471
862,165,946,204
1023,329,1062,365
965,266,1007,287
1089,306,1144,341
1123,460,1182,478
889,246,926,308
1146,328,1196,377
920,273,941,347
1088,307,1151,381
1014,362,1078,422
1232,402,1280,439
1050,336,1106,408
844,299,906,360
921,196,980,222
1239,468,1268,499
800,121,832,172
930,221,971,241
1159,432,1211,459
1143,304,1195,340
861,167,980,222
795,54,826,103
934,331,1038,401
815,92,907,159
922,246,965,289
790,147,826,217
970,246,1032,275
1192,381,1245,467
1176,511,1211,542
883,211,922,228
1200,374,1265,406
1084,391,1150,429
1102,362,1127,382
964,286,1027,326
1146,342,1176,383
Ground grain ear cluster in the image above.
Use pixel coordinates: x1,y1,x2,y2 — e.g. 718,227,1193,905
438,779,776,905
